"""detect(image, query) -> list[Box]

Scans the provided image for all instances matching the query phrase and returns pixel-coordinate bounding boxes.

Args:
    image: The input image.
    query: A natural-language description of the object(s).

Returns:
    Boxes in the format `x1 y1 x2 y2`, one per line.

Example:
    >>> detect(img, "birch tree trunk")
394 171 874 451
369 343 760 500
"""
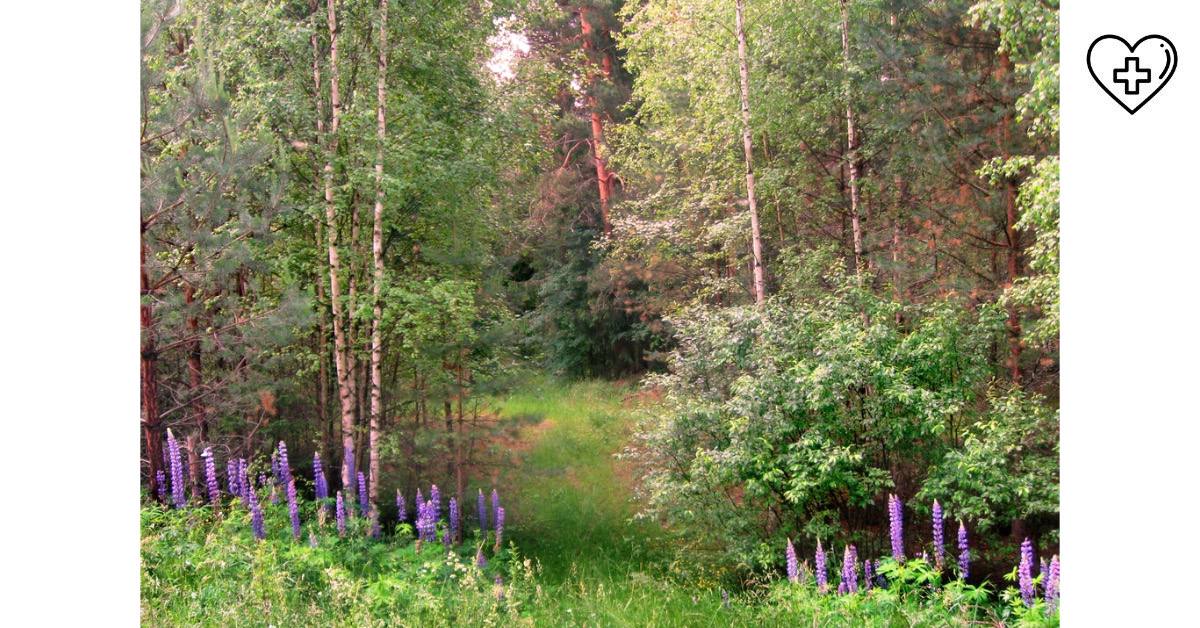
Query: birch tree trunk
323 0 356 498
839 0 865 277
368 0 388 508
734 0 766 305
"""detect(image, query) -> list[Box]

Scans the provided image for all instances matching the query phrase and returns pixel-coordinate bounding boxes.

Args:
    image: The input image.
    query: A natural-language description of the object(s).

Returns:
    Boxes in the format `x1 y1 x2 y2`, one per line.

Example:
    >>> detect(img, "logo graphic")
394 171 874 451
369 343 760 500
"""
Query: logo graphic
1088 35 1177 114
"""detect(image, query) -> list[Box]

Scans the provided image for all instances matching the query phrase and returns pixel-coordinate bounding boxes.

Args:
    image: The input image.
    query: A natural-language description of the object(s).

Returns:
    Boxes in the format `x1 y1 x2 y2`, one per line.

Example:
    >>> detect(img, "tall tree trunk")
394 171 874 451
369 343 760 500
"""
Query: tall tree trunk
310 1 334 467
579 7 613 236
368 0 388 508
734 0 766 306
999 53 1023 385
141 236 163 499
184 273 206 499
839 0 865 277
323 0 356 498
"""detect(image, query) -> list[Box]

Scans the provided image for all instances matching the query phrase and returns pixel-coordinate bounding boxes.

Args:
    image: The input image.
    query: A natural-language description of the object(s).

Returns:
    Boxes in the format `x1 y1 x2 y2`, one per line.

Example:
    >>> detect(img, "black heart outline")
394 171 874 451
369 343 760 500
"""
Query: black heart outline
1088 34 1177 114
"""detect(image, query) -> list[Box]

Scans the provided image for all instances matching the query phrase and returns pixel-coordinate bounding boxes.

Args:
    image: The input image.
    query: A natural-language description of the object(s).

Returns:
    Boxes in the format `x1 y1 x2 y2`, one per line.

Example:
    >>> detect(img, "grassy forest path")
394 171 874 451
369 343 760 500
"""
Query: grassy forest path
488 378 732 625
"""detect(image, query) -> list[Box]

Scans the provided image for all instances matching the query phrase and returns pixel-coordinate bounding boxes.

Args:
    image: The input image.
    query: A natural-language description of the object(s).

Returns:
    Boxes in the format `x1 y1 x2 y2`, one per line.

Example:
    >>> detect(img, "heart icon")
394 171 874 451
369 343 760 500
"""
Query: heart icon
1088 35 1177 114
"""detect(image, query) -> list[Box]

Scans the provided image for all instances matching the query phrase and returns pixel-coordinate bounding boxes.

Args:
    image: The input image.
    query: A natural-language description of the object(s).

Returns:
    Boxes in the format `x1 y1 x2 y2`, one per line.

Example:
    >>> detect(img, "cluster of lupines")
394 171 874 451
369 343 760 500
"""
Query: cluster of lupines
1045 555 1061 611
932 499 945 569
838 545 858 594
202 447 220 507
416 498 438 544
166 429 186 508
785 539 799 583
888 493 905 561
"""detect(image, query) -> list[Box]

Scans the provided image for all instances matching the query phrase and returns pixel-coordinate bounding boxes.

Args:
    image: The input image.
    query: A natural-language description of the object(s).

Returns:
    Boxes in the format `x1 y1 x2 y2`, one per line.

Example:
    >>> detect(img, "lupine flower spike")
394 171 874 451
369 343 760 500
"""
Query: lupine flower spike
336 491 347 537
494 506 505 552
785 538 799 583
815 539 828 593
476 546 488 569
202 447 220 507
888 493 905 561
1019 537 1036 607
932 499 944 569
862 558 875 591
838 545 858 594
286 478 301 540
277 441 291 486
491 489 501 526
396 490 406 523
226 460 238 495
155 470 167 503
449 497 460 544
313 452 328 502
358 472 369 517
1045 555 1060 613
430 484 441 518
478 488 488 532
957 520 970 579
248 484 265 540
166 429 186 508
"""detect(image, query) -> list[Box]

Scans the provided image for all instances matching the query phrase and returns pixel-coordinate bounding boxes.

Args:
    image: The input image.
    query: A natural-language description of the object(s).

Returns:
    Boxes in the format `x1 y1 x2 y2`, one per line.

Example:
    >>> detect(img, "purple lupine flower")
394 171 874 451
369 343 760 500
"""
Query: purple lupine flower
286 478 301 540
888 494 905 561
494 506 505 551
1045 554 1060 613
932 499 945 569
202 447 220 506
238 458 249 502
478 489 488 532
1019 537 1035 607
815 539 828 593
476 546 488 568
863 558 875 591
248 484 265 540
226 460 238 495
155 470 167 503
416 499 437 543
277 441 292 486
314 452 328 501
786 538 799 583
491 489 501 527
344 445 355 487
166 429 186 508
448 497 460 544
429 484 441 519
957 520 970 579
396 490 406 523
358 472 369 517
336 491 347 537
838 545 858 594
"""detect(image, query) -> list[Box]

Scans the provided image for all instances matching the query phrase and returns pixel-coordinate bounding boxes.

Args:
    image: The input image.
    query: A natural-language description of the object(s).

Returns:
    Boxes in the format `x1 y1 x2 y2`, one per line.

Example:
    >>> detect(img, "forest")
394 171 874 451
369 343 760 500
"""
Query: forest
140 0 1059 624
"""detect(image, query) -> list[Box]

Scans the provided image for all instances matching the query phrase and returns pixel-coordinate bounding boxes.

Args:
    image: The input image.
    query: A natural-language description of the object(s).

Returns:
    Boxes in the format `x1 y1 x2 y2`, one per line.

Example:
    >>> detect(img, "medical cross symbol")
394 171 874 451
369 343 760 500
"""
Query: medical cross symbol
1113 57 1152 95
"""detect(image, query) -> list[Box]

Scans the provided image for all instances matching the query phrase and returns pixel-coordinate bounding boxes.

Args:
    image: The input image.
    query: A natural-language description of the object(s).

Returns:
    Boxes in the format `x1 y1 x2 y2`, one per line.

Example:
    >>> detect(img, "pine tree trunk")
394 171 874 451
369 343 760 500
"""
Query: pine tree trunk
579 7 613 236
368 0 388 508
1000 53 1023 385
735 0 766 306
839 0 865 277
184 274 206 499
310 1 334 466
141 235 163 499
323 0 356 498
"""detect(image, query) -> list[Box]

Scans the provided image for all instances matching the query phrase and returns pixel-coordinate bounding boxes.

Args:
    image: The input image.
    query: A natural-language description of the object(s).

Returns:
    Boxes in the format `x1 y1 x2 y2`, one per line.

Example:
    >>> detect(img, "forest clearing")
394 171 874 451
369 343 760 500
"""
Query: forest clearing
140 0 1059 625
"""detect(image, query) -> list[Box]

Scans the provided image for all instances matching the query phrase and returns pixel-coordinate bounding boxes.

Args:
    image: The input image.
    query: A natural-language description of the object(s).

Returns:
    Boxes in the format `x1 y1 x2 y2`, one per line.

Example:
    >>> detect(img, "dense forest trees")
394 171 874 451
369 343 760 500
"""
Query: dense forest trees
141 0 1057 586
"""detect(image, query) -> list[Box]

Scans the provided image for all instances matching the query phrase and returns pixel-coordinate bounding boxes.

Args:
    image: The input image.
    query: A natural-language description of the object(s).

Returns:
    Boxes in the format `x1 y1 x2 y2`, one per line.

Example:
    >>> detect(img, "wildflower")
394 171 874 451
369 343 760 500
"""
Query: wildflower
815 539 828 593
1045 554 1060 613
226 460 238 495
1019 537 1036 607
888 493 905 561
202 447 220 507
248 484 265 540
277 441 292 486
932 499 944 569
166 429 186 508
336 491 347 537
238 459 249 502
155 470 167 503
357 472 369 518
478 488 488 533
396 489 406 523
839 545 858 594
786 538 799 583
416 499 436 543
313 452 328 501
494 506 505 552
287 478 301 540
448 497 460 544
863 558 875 591
957 520 970 579
476 546 488 569
430 484 441 519
491 489 501 525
